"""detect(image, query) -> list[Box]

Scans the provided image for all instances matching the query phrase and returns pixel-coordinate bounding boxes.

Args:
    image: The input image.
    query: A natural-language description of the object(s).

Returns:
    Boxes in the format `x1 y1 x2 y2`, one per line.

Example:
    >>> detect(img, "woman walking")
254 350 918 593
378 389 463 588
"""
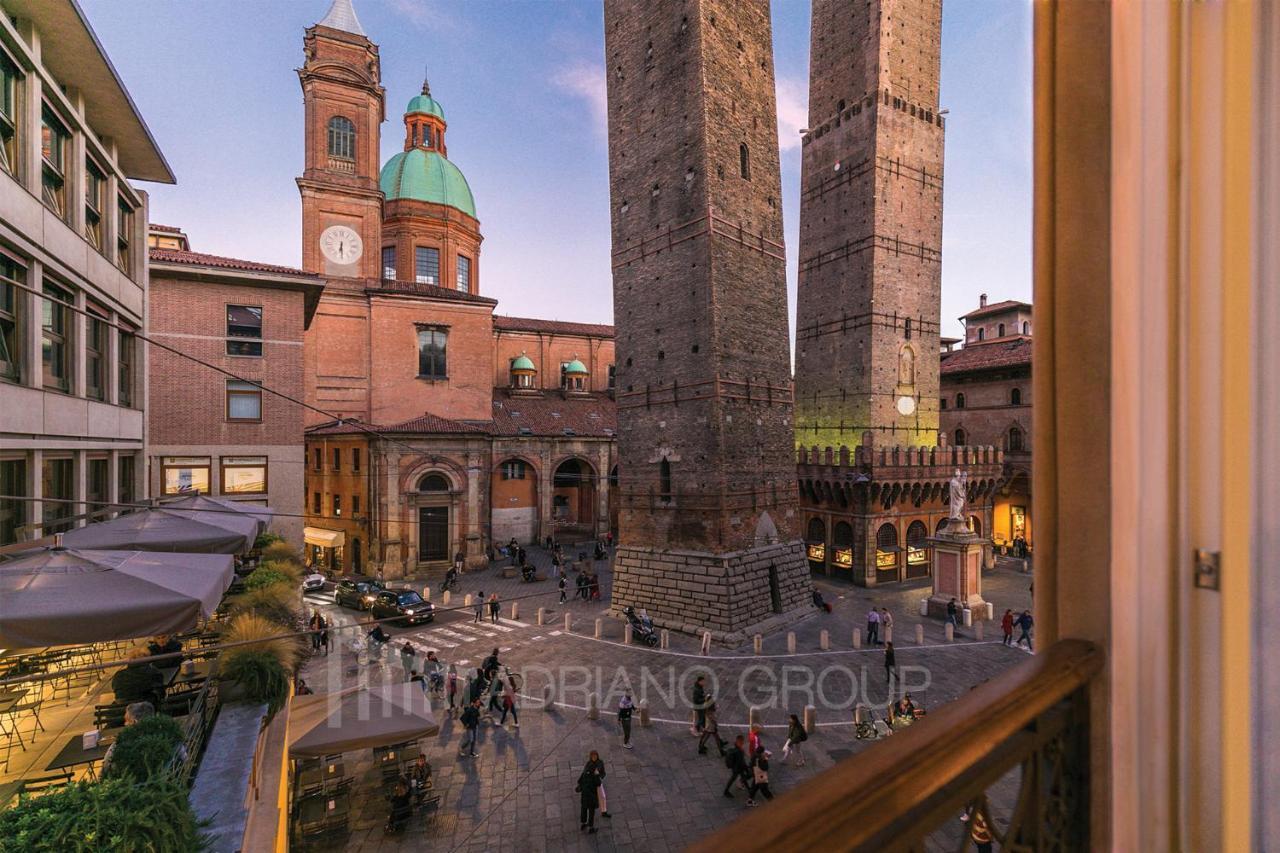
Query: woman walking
499 676 520 728
576 763 601 833
474 591 485 623
782 713 808 766
585 750 610 818
1001 609 1015 646
749 748 774 804
488 592 501 624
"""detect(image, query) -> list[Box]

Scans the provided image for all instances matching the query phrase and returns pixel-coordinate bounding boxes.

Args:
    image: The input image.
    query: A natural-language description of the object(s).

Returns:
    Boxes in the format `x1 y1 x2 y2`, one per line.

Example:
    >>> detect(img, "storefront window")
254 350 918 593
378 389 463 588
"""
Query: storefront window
163 456 210 495
222 456 267 494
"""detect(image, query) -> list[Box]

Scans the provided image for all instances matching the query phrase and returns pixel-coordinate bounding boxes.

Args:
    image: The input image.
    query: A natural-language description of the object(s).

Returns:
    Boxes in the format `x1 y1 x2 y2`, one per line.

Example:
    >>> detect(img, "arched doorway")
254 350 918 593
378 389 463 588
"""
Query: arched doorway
875 522 901 583
552 458 596 538
491 458 538 545
806 517 827 573
832 521 854 578
416 473 451 563
906 520 930 579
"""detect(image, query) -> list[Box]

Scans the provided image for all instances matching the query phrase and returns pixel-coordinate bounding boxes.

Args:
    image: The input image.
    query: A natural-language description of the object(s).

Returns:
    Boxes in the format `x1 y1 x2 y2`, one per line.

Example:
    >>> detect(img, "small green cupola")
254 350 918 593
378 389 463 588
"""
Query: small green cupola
510 352 537 390
561 355 590 394
379 73 477 218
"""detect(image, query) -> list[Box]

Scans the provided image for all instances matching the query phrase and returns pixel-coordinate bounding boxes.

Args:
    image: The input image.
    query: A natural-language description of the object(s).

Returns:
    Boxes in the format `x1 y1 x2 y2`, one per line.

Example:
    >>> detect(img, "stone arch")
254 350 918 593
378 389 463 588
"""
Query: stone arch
491 455 540 544
551 456 597 533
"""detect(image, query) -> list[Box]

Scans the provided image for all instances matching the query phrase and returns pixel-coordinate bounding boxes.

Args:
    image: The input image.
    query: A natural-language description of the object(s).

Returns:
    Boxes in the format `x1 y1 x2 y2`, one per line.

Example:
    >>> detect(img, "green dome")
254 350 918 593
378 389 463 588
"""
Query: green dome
379 148 476 218
511 354 536 372
405 93 445 119
563 359 588 375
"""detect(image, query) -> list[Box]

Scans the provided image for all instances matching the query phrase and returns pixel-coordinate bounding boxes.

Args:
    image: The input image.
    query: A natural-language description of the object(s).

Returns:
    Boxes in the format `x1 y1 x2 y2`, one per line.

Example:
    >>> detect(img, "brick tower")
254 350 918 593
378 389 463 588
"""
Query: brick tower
604 0 811 639
792 0 945 451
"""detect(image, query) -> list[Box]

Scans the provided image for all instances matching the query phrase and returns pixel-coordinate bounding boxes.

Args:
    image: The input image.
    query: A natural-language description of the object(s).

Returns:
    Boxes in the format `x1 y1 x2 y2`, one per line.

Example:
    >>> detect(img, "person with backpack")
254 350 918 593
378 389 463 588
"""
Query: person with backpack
782 713 808 766
1001 609 1015 646
748 748 774 804
459 699 481 757
723 735 754 804
1016 610 1035 649
617 690 635 749
698 700 726 756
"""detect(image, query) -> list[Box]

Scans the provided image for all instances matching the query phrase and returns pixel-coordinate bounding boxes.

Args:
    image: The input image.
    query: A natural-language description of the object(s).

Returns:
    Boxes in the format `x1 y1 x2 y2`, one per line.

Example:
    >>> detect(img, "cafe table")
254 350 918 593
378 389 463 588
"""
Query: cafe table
44 728 120 780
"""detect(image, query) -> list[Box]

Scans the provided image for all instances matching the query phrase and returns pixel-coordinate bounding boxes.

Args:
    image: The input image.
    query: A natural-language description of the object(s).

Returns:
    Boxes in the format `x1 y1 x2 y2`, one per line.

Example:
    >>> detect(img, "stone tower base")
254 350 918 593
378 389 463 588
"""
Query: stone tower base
610 540 814 645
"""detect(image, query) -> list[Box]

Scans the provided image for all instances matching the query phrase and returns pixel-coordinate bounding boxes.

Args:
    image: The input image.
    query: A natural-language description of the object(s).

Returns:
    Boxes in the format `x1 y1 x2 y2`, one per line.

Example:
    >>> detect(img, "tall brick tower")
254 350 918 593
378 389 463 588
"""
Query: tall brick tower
792 0 945 451
604 0 812 639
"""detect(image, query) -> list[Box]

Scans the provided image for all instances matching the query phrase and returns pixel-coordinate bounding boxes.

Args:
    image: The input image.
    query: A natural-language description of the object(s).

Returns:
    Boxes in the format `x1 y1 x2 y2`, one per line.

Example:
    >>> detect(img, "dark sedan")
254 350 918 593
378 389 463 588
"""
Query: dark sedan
371 588 434 626
334 577 385 610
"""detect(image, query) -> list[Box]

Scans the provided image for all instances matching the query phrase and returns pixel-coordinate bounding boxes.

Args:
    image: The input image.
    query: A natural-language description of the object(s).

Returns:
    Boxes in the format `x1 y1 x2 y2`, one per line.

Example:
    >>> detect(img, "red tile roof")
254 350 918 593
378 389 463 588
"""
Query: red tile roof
959 299 1031 321
149 223 183 234
381 412 490 435
149 247 314 278
941 337 1032 375
369 279 498 306
491 392 616 437
494 315 615 338
306 419 380 436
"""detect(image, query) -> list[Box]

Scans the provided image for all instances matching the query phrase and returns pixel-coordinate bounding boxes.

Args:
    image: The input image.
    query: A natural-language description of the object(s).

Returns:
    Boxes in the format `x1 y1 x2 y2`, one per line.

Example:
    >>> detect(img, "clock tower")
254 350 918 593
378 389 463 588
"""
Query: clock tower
297 0 384 279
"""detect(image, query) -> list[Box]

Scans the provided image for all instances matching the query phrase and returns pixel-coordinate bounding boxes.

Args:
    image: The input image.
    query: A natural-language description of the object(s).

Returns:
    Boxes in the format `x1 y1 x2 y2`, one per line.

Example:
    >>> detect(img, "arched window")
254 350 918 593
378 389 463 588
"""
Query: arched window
807 517 826 542
1011 387 1022 405
977 327 985 341
876 522 899 550
327 116 355 160
418 473 450 492
898 345 916 385
659 458 673 502
954 428 967 446
739 143 751 180
1022 321 1030 335
1008 426 1024 452
998 323 1005 337
955 393 966 409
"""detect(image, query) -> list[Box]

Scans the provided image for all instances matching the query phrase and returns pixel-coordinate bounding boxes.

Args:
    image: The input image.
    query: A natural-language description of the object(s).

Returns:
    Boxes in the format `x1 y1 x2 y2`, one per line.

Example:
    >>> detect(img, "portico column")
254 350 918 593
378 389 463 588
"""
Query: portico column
595 445 610 538
538 449 554 543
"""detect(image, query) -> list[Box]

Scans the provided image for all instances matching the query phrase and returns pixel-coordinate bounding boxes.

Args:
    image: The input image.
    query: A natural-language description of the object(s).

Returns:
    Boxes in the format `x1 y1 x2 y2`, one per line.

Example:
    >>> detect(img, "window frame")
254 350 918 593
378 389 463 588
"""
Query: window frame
117 321 136 407
40 104 69 220
225 379 263 422
0 255 24 384
382 245 396 280
332 447 340 472
352 493 360 516
40 281 72 393
414 246 440 286
117 454 135 508
226 304 263 357
86 456 109 519
116 195 134 275
456 254 471 293
161 456 211 496
313 491 321 515
41 455 73 534
0 50 21 177
313 447 322 471
84 157 105 251
221 455 268 495
332 493 342 517
84 302 108 401
501 460 526 480
739 142 751 180
416 326 448 379
326 115 356 161
352 448 361 472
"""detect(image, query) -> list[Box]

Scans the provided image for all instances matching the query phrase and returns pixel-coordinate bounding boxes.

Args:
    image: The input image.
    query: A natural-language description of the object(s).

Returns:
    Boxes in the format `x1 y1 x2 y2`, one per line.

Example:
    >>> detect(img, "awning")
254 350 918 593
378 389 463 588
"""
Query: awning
60 506 257 554
304 527 345 548
289 684 439 758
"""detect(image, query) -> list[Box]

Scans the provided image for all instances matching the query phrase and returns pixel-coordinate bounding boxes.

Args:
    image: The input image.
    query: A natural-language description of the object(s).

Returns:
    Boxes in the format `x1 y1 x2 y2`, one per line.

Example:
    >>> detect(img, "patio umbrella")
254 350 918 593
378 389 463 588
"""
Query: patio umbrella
0 547 235 648
57 505 257 554
288 684 440 758
159 495 274 539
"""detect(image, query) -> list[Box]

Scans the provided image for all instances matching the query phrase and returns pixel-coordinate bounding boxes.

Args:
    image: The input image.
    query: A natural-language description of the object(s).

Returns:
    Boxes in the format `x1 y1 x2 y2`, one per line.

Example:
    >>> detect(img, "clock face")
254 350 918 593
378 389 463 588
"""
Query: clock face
320 225 363 264
896 395 917 416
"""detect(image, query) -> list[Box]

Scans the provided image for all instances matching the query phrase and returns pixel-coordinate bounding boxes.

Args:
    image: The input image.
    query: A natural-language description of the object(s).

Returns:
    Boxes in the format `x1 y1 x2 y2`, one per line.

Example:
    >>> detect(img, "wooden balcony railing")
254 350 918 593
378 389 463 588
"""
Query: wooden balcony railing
689 639 1104 853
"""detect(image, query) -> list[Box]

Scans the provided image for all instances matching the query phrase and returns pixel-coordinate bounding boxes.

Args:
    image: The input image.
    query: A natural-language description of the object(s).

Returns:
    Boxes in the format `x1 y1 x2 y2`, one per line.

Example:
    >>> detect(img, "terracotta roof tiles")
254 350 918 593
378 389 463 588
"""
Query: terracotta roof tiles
959 299 1031 321
940 337 1032 375
149 247 314 278
491 392 616 437
493 315 615 337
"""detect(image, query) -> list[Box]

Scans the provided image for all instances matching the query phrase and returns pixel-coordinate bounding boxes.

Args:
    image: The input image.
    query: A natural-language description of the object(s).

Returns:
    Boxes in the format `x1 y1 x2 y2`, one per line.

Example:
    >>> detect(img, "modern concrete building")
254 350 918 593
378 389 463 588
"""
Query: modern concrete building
0 0 173 545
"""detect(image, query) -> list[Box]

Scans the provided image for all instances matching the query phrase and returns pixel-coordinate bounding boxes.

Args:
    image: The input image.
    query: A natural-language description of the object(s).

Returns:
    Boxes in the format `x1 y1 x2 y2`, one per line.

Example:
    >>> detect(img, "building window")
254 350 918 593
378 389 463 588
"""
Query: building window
85 304 108 401
118 323 136 407
41 282 72 393
955 392 965 409
659 458 673 502
977 327 985 341
456 255 471 293
226 305 263 356
226 380 263 421
0 53 20 175
382 246 396 280
608 364 616 389
1011 387 1022 405
332 448 341 471
739 142 750 180
998 323 1006 337
418 473 449 492
1022 321 1030 335
352 448 361 472
904 317 912 340
163 456 210 495
1008 426 1024 452
313 447 322 471
940 398 947 410
352 494 360 515
84 160 105 250
1 457 26 546
222 456 267 494
352 538 362 570
501 460 526 480
117 197 134 275
417 327 447 379
41 457 73 534
118 454 135 508
954 428 967 446
313 491 321 514
327 115 356 160
40 106 68 220
414 247 440 285
332 494 342 517
87 457 108 519
0 256 23 383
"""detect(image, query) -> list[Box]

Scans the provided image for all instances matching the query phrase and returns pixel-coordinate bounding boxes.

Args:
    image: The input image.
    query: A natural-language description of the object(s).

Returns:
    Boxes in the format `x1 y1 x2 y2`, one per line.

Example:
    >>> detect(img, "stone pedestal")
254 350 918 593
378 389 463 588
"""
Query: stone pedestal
463 532 487 571
927 519 989 619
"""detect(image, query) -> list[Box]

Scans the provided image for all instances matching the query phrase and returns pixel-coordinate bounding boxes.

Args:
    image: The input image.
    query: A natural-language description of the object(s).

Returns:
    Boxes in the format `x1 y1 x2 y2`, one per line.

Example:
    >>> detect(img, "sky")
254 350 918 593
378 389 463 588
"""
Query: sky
81 0 1031 342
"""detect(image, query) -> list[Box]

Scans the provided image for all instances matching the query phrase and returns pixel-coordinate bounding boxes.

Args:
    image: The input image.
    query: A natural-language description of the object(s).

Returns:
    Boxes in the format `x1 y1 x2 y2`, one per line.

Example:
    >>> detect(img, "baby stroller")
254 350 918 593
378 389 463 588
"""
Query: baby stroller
622 606 660 647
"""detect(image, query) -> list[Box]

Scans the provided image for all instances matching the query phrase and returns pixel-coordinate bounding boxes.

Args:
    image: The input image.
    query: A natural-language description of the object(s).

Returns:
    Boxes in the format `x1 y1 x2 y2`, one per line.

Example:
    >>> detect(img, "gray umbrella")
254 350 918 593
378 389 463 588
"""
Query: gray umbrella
159 495 274 539
58 506 258 554
0 547 234 648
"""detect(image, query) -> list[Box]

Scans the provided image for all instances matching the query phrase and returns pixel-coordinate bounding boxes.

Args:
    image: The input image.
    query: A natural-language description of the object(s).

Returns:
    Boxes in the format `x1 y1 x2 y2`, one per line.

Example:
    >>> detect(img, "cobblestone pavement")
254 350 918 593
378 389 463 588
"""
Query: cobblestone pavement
293 547 1036 851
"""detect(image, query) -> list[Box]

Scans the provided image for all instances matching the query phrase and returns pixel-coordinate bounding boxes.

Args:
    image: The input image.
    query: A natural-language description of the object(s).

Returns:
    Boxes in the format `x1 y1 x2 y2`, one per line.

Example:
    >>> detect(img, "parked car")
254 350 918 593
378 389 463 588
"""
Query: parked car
371 588 434 626
301 571 327 592
334 577 385 610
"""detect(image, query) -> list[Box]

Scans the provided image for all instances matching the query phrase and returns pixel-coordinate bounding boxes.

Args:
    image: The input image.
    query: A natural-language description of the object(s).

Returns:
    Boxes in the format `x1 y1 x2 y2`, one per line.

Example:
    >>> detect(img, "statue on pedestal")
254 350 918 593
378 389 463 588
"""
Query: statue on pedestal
948 468 969 522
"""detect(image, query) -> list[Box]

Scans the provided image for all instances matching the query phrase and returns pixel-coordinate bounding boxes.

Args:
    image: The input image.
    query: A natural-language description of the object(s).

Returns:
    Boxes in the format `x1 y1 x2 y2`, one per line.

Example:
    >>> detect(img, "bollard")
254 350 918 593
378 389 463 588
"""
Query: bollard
975 621 985 641
423 586 431 601
701 631 712 655
916 624 925 645
854 703 868 725
564 613 572 632
639 701 651 727
588 693 599 720
820 629 829 650
624 624 633 645
660 629 670 650
749 706 761 726
442 590 451 606
945 623 955 642
595 618 603 639
884 626 893 644
511 602 519 621
786 632 796 654
542 683 554 708
537 607 546 626
463 594 472 608
804 704 816 734
753 634 763 655
853 628 862 649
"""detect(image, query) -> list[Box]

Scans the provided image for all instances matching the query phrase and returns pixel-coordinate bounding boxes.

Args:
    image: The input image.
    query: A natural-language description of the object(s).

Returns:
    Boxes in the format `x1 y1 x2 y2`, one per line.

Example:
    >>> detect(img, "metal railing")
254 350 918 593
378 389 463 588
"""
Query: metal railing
689 639 1103 853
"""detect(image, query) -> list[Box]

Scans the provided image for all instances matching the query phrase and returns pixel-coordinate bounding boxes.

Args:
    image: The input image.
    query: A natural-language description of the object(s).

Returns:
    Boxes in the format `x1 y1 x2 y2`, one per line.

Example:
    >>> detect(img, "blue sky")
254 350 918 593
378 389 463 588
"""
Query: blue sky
82 0 1031 341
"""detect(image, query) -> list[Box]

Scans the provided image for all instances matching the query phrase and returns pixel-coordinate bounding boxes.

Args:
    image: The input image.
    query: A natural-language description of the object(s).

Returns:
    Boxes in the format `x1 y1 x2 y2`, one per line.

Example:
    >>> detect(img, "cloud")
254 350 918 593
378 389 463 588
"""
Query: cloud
553 61 608 134
385 0 462 33
775 75 808 152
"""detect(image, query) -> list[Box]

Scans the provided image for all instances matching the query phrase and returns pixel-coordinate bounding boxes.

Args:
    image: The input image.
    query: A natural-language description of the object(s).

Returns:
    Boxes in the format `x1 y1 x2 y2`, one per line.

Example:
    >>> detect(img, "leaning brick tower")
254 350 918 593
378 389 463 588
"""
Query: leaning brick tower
604 0 812 639
793 0 946 451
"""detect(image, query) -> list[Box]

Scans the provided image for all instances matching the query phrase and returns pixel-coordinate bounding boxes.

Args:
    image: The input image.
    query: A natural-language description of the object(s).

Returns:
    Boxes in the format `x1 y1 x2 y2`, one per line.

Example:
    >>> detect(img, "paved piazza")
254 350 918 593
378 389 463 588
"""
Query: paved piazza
297 548 1034 851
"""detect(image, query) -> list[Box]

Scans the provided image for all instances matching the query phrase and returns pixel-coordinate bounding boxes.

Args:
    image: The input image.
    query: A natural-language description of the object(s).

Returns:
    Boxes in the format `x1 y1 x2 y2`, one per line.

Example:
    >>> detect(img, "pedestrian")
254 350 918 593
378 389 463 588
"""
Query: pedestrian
576 572 589 600
1016 609 1034 650
446 663 460 713
692 675 707 734
880 607 893 641
399 640 416 680
559 574 568 603
409 669 426 693
453 550 465 574
589 572 601 601
488 669 505 715
867 606 881 646
748 748 773 804
748 723 763 757
552 552 562 579
499 677 520 728
885 641 899 685
474 591 485 623
618 690 634 749
722 735 754 804
576 763 601 834
605 531 613 548
518 546 527 565
947 597 960 631
585 750 610 818
782 713 807 766
489 592 501 624
698 700 726 756
969 806 994 853
1001 609 1015 646
308 609 325 651
509 539 519 566
459 699 480 757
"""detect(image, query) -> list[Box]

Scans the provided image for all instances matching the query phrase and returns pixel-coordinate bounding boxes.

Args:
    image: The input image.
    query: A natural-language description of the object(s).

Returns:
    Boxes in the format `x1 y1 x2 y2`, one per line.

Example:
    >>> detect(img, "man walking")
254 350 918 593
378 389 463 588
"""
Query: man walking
885 642 899 686
459 700 480 757
867 606 881 646
698 700 726 756
399 640 416 681
692 675 708 734
559 574 568 604
1016 610 1034 650
723 735 754 804
308 610 325 652
618 690 634 749
474 591 485 623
